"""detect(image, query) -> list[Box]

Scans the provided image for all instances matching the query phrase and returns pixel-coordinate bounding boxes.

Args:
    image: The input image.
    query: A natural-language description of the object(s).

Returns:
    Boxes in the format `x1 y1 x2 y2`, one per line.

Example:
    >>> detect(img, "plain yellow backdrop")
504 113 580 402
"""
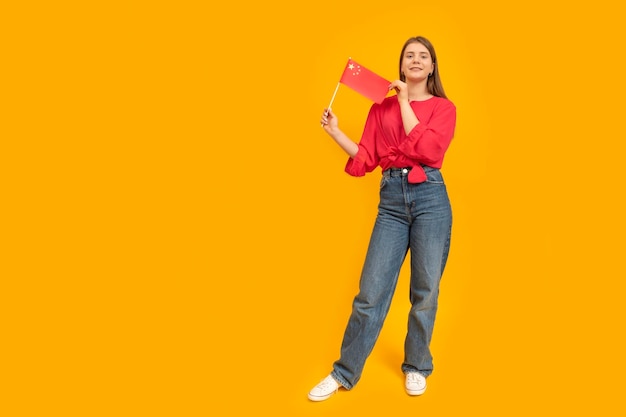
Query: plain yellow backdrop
2 0 625 415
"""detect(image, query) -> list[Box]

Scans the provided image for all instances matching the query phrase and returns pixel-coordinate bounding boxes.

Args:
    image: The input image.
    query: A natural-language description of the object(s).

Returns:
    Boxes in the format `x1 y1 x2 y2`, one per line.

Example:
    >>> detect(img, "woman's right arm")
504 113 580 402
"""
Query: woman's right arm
320 109 359 157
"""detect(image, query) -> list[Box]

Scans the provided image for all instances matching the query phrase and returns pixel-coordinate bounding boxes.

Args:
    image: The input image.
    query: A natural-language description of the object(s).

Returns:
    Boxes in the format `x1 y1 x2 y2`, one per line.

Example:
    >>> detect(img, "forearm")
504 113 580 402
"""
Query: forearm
327 129 359 157
397 101 456 161
399 100 419 135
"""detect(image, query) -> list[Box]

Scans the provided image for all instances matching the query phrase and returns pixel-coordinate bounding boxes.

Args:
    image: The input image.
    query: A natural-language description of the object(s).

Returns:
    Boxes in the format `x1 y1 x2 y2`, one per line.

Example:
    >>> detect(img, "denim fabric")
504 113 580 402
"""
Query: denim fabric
330 166 452 390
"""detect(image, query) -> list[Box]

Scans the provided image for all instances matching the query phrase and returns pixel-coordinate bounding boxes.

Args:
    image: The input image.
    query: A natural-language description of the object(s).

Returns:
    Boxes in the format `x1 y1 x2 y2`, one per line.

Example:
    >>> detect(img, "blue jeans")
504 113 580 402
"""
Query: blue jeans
331 166 452 390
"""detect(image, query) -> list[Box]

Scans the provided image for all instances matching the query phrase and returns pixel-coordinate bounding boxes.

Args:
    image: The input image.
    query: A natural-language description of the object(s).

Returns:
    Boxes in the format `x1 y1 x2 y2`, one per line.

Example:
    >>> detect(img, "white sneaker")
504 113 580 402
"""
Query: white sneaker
405 372 427 396
308 375 340 401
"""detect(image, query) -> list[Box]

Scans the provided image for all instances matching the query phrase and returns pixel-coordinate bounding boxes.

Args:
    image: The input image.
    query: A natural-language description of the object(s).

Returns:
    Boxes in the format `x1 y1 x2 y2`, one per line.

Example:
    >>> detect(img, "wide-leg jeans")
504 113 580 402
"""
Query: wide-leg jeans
331 166 452 390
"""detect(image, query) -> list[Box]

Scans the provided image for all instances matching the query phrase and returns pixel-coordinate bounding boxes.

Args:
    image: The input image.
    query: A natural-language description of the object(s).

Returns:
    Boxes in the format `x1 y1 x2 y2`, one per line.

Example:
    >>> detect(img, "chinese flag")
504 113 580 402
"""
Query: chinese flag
339 58 390 104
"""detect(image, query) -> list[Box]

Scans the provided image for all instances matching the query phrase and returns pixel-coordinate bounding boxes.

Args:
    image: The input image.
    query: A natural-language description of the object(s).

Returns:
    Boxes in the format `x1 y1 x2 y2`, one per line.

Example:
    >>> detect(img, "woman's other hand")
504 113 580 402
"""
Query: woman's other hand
321 108 339 133
389 80 408 102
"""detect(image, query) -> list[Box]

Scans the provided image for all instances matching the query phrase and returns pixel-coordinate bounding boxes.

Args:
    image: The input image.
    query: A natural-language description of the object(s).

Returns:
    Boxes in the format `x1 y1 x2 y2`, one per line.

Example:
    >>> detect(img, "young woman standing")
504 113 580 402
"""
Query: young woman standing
309 36 456 401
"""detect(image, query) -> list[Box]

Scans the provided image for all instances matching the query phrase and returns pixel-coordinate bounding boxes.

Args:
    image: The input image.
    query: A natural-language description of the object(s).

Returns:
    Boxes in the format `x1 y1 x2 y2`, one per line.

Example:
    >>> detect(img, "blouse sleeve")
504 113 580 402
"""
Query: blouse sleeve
345 104 381 177
397 99 456 164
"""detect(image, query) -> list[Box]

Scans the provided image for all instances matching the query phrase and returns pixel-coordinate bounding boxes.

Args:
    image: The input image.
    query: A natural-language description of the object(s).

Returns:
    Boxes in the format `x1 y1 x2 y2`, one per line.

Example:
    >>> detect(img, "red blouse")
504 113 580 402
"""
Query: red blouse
345 95 456 183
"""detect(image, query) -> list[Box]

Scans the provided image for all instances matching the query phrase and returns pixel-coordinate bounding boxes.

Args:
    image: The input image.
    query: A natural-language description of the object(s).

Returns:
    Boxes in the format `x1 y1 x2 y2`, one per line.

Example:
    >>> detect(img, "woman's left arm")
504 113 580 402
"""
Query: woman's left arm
398 99 419 135
390 80 420 135
397 100 456 164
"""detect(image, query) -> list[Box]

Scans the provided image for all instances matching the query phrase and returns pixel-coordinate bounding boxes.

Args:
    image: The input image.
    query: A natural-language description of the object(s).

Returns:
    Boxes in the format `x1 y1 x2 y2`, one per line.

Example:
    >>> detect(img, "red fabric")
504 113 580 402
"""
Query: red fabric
345 96 456 183
339 58 390 104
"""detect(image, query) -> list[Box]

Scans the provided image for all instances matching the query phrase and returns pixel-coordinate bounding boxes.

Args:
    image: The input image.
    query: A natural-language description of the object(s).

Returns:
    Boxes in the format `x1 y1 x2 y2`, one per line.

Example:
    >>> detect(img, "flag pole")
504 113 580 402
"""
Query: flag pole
321 58 350 127
327 57 350 112
326 82 341 111
321 82 340 128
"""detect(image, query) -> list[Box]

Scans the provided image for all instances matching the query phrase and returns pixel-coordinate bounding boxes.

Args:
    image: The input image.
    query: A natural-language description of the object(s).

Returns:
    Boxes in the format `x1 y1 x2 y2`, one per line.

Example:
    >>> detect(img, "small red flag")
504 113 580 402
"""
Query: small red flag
339 58 390 104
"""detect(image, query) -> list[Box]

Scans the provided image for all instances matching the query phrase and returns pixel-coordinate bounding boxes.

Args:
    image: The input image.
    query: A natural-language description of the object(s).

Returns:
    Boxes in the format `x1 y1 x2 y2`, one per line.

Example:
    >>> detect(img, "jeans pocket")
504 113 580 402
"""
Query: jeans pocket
380 175 389 190
424 168 444 184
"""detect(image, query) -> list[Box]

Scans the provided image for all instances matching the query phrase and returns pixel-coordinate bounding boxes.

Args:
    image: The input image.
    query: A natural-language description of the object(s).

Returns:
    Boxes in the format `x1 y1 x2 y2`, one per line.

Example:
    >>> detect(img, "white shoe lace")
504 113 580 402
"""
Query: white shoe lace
406 372 425 388
315 376 338 392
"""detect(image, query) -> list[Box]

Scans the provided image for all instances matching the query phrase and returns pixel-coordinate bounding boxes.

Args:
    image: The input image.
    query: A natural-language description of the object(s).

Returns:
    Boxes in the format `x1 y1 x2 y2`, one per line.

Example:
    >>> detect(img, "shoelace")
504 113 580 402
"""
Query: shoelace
317 377 338 391
407 373 425 386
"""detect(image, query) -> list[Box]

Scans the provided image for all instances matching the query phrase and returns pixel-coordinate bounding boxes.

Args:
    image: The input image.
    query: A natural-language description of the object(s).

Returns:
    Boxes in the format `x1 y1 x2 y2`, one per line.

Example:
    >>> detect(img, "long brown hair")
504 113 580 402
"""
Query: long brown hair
399 36 447 99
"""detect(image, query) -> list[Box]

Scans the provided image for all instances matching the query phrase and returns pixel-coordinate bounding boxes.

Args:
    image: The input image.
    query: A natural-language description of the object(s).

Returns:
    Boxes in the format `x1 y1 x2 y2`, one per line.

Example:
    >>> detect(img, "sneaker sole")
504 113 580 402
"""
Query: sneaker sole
308 392 335 402
406 387 426 396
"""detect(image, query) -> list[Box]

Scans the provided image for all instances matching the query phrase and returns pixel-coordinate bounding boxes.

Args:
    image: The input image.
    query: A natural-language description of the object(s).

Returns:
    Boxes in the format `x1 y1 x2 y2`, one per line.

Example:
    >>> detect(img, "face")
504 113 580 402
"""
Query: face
402 42 434 81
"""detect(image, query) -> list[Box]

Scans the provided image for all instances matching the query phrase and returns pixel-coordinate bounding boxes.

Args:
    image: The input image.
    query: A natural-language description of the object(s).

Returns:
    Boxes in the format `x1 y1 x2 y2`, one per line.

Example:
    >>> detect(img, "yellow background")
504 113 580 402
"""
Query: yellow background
2 0 625 415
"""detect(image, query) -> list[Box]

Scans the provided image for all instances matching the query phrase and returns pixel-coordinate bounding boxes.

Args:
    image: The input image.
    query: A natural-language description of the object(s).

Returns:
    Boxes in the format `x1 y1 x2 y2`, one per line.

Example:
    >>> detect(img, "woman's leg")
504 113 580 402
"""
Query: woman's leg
332 175 410 389
401 168 452 377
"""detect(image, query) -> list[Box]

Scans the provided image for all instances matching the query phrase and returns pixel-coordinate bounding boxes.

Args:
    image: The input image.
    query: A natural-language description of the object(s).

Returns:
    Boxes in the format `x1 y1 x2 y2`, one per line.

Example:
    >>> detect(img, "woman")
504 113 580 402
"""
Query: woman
309 36 456 401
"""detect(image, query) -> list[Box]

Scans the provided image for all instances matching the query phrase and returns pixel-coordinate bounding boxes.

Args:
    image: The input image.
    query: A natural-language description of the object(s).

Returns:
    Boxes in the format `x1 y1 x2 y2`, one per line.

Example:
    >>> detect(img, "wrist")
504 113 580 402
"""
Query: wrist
327 128 341 139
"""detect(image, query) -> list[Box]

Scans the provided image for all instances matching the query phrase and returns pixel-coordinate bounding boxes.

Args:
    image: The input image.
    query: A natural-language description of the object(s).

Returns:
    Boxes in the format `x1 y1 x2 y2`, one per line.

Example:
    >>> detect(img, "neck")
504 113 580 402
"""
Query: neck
406 80 431 101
